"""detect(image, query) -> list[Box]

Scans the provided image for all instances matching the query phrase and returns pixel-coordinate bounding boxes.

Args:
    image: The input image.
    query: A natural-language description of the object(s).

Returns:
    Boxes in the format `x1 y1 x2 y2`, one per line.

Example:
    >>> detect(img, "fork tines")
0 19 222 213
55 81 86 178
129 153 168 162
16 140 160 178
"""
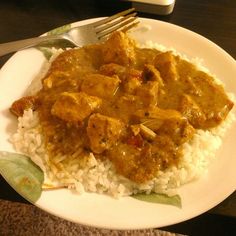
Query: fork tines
94 8 139 39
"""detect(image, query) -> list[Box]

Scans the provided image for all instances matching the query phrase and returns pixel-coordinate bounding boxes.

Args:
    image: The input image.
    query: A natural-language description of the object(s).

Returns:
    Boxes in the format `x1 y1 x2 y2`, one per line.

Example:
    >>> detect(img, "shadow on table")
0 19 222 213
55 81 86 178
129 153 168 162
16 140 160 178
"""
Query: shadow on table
162 213 236 236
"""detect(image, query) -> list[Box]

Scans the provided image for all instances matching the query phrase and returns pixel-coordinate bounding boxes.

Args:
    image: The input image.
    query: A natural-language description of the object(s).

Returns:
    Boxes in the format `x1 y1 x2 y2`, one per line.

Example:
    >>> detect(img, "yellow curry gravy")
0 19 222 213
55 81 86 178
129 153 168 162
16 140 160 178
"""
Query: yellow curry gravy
11 32 234 183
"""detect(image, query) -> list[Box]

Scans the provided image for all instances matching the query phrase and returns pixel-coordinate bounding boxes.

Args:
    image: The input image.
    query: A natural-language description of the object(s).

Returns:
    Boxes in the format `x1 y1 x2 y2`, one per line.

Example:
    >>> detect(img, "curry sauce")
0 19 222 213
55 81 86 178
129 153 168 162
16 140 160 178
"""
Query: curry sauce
10 32 234 183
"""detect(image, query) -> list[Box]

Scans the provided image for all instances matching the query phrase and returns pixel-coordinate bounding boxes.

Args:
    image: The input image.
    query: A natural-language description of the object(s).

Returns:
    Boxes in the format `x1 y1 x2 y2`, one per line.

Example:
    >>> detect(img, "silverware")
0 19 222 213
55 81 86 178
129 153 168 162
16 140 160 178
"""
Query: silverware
0 8 138 57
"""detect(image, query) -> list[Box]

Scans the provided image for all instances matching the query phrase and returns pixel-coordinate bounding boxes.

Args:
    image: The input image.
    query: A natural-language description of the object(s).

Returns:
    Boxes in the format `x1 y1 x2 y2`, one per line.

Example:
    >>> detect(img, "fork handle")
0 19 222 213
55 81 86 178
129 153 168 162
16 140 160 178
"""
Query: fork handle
0 35 63 57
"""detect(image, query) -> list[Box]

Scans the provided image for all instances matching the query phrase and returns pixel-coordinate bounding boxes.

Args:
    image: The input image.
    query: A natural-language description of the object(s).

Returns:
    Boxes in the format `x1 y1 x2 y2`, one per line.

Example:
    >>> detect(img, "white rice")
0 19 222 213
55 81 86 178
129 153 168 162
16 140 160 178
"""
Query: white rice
10 44 236 198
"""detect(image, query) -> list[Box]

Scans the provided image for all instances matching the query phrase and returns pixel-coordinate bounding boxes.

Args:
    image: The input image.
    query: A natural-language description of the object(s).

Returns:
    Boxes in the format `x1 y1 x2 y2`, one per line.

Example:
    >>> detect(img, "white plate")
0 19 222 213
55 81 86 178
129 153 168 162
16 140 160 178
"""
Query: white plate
0 17 236 230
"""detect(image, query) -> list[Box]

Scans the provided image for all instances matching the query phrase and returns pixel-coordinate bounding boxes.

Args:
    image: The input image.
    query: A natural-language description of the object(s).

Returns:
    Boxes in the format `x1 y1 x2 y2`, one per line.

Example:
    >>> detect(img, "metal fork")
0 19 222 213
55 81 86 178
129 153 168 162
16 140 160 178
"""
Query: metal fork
0 8 138 57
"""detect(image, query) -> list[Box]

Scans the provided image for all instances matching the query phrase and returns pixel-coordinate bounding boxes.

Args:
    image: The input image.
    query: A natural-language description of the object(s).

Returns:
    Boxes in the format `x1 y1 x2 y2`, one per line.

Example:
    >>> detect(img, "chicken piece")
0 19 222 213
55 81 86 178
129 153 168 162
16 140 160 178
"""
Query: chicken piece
116 95 145 122
190 71 234 128
87 113 124 154
43 71 74 89
99 63 126 78
135 106 181 118
10 96 39 117
51 92 102 122
81 73 120 99
110 67 142 94
179 94 206 128
135 81 159 106
126 69 143 80
102 31 136 66
100 64 142 91
135 107 182 130
107 141 158 183
43 74 78 90
107 142 147 183
135 107 195 145
149 135 181 170
142 64 164 86
154 51 178 81
181 76 202 96
123 77 142 94
158 116 195 145
107 136 180 183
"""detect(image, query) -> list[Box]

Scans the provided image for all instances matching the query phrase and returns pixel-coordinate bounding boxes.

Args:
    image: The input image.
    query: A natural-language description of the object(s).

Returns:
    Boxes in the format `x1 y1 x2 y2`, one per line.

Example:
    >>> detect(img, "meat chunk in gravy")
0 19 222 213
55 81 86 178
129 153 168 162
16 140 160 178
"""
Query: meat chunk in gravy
135 81 159 106
81 74 120 99
10 31 234 184
102 31 136 65
51 92 102 122
142 63 162 80
135 107 195 145
87 113 124 154
184 70 234 128
154 52 234 129
179 94 207 128
154 51 178 81
10 96 39 117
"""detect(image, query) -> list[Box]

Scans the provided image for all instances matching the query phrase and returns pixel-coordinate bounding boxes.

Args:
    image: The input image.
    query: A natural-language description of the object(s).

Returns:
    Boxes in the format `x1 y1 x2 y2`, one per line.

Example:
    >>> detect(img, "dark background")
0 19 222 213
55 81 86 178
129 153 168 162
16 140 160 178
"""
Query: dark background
1 0 235 58
0 0 236 235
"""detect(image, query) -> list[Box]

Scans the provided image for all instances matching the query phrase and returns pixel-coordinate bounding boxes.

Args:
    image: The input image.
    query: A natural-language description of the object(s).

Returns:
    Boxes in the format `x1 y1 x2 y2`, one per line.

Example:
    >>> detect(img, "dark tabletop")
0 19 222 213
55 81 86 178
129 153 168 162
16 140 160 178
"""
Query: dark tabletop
0 0 236 235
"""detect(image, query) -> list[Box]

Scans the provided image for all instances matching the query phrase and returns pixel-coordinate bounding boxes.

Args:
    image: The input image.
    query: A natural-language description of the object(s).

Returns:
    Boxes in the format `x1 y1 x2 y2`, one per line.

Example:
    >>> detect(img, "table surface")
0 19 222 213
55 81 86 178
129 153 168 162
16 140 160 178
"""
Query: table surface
0 0 236 235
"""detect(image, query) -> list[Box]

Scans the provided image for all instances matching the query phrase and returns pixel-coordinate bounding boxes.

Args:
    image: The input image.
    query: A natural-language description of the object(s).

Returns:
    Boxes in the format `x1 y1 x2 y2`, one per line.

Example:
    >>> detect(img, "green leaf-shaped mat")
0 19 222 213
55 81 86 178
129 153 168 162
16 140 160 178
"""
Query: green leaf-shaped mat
37 23 72 59
132 192 182 208
47 24 71 36
0 151 44 203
